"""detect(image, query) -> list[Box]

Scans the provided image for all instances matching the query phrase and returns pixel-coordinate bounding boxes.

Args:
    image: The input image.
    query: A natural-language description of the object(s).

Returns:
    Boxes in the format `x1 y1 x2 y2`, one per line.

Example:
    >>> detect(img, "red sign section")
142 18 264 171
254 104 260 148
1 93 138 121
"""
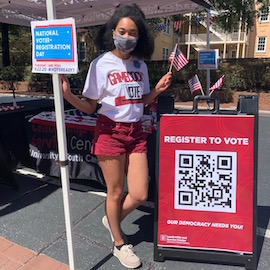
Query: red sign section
157 114 254 253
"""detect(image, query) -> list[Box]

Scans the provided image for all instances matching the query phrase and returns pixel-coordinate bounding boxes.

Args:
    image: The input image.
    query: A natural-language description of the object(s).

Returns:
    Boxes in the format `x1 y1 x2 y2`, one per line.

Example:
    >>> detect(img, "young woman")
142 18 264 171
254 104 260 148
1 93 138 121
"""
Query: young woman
60 4 172 269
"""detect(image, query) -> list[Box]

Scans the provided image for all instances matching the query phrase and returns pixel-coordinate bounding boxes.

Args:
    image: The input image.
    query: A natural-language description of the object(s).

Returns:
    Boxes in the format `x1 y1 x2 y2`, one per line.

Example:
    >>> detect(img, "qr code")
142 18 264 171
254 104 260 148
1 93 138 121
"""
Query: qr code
174 150 237 213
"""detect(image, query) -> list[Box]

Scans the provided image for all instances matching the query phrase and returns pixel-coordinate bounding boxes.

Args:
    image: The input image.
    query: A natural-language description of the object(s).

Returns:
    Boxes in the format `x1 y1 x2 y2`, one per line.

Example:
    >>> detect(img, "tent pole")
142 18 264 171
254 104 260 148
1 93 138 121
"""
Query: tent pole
46 1 76 269
206 10 210 95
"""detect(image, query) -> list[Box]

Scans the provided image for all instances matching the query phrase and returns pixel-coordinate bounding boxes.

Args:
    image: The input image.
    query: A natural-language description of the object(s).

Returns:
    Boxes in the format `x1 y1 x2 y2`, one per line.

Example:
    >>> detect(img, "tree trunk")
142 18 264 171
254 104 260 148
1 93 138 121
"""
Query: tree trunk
1 23 10 67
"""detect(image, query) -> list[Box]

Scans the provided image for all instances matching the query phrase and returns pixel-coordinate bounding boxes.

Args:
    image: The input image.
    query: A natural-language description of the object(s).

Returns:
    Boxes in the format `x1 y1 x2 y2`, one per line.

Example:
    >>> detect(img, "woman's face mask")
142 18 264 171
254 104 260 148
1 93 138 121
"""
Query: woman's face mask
113 32 139 54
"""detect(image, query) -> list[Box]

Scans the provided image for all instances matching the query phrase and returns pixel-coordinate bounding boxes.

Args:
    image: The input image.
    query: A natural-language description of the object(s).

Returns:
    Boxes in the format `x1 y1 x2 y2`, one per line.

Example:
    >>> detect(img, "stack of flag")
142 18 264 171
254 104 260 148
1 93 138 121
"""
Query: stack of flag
168 47 189 71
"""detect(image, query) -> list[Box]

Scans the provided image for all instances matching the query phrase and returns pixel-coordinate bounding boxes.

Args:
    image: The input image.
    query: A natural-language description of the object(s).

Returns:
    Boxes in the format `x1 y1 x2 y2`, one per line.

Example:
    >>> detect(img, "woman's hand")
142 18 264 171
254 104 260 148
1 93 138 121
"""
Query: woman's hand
155 72 172 93
60 74 72 99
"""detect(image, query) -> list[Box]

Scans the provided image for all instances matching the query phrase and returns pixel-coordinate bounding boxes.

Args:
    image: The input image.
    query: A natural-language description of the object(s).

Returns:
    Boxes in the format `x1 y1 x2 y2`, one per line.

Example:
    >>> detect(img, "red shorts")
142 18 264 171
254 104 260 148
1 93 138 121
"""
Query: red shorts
92 114 148 156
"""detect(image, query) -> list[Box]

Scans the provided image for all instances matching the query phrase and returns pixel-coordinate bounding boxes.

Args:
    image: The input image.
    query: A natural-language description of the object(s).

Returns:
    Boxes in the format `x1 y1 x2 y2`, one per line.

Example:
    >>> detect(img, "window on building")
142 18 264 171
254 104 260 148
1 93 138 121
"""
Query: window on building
78 42 86 61
164 17 171 35
256 37 267 52
231 51 236 58
163 47 170 60
259 7 269 23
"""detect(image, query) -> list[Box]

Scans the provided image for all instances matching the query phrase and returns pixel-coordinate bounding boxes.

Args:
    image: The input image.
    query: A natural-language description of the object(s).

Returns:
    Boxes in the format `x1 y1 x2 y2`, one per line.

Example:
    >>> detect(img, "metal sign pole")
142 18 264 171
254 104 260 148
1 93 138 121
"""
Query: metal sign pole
46 1 76 269
206 10 210 95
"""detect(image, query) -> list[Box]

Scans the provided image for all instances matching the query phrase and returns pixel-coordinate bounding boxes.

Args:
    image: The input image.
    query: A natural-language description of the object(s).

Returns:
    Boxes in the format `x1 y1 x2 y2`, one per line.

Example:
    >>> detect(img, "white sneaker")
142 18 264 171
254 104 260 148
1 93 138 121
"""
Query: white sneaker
102 215 128 243
113 244 141 269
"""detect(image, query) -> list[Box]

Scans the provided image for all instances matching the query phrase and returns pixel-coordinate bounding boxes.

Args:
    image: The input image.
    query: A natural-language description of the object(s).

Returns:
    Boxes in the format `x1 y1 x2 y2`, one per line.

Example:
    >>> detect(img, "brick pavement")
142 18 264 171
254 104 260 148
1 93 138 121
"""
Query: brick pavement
0 237 69 270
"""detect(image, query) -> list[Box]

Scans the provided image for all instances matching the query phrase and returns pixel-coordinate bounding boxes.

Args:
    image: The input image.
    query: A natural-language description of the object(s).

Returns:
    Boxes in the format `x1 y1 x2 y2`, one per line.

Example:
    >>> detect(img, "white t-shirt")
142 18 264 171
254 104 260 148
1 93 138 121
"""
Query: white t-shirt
82 51 150 122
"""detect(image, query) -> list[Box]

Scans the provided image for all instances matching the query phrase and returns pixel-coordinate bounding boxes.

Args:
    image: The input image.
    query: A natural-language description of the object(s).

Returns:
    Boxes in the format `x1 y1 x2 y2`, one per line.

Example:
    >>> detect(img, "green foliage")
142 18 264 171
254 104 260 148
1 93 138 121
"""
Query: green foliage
261 66 270 89
146 61 169 88
0 65 26 90
1 60 270 99
0 66 25 81
219 61 246 90
146 18 163 38
66 66 89 93
8 25 32 66
145 58 270 102
23 66 51 82
210 0 256 32
257 0 270 11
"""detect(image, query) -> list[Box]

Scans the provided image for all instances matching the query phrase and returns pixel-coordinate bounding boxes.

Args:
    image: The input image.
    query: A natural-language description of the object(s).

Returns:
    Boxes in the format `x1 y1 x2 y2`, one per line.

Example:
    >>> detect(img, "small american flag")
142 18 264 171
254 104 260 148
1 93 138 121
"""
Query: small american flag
210 75 225 91
209 13 214 25
173 20 184 31
168 48 188 71
188 75 202 93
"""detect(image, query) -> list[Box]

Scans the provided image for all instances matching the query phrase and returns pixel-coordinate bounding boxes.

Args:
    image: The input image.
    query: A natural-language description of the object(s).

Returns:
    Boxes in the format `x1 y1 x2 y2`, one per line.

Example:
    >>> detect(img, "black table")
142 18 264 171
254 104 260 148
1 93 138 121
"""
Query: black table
0 98 56 189
0 96 165 192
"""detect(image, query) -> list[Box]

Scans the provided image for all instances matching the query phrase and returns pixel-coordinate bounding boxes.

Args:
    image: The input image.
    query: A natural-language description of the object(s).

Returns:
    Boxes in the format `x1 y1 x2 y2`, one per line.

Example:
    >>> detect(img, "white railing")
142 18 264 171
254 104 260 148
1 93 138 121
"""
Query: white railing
179 32 246 44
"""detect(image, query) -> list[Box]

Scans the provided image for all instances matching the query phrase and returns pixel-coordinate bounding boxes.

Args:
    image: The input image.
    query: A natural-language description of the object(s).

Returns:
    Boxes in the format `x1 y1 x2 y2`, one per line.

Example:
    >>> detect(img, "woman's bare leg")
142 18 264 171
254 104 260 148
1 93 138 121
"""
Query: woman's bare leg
98 155 126 246
120 152 149 220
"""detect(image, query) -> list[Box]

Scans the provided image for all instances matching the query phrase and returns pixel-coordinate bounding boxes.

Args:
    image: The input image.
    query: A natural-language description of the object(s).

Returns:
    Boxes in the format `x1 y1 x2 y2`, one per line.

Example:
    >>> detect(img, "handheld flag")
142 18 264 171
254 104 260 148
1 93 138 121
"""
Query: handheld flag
188 75 204 95
209 75 225 95
168 45 188 72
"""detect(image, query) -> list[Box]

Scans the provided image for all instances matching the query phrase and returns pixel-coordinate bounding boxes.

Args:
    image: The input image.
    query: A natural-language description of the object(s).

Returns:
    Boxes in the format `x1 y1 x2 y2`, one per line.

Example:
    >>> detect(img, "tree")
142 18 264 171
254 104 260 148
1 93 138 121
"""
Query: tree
146 18 163 38
167 1 270 36
256 0 270 17
8 25 31 66
257 0 270 10
1 23 10 67
210 0 269 32
0 24 31 68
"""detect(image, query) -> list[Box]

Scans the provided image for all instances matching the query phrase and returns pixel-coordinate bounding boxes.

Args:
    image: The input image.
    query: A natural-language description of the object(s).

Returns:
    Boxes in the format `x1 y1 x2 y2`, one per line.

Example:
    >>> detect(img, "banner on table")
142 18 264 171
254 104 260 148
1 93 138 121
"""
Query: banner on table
27 109 155 183
27 109 105 184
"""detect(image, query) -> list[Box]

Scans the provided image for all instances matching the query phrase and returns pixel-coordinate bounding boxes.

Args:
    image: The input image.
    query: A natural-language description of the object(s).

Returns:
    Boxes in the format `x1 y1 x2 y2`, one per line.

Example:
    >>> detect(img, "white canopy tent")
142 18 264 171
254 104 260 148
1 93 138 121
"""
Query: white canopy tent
0 1 211 269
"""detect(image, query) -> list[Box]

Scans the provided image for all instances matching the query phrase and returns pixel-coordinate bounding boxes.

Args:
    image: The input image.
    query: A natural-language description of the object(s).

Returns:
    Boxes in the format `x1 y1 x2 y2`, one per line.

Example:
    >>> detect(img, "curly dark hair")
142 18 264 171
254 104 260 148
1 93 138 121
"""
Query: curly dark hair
96 4 154 59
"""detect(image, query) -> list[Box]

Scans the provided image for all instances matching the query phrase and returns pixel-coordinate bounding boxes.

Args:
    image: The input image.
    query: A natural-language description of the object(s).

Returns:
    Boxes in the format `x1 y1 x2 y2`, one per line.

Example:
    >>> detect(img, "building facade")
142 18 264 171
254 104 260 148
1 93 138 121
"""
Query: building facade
248 2 270 58
151 18 175 61
152 1 270 60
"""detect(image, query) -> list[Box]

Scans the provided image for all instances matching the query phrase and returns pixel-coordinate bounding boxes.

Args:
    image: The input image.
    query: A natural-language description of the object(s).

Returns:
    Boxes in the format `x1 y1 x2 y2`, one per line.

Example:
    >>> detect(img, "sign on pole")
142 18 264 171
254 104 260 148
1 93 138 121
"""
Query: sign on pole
31 18 78 74
198 49 219 70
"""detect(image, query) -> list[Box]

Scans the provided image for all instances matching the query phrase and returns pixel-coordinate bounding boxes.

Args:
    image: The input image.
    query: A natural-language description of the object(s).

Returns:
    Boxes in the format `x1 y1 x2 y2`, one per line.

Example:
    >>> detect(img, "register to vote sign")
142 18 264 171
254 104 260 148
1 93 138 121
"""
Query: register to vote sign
31 18 78 74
